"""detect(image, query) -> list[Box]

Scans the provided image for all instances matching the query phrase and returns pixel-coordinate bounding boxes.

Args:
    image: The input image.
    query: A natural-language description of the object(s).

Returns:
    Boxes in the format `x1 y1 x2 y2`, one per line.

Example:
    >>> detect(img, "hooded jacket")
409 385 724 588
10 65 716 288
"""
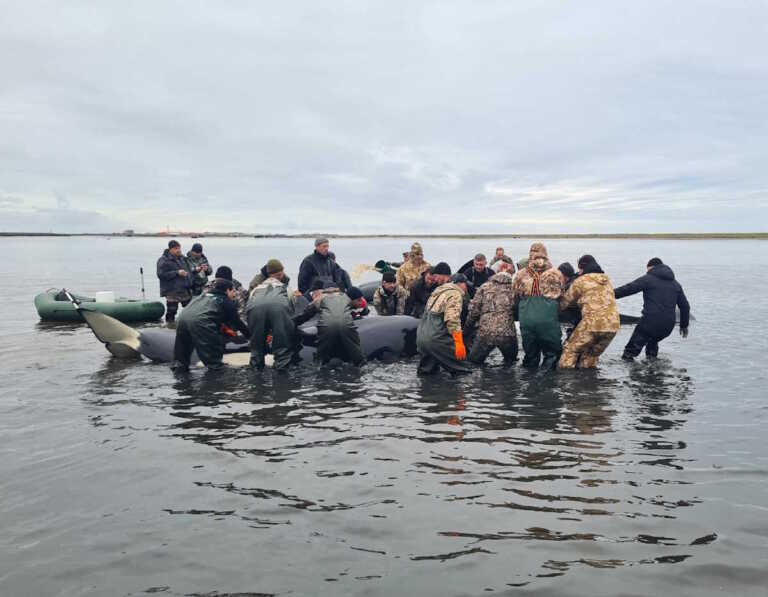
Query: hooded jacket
157 249 193 297
424 283 465 334
512 243 563 301
465 271 516 339
560 273 620 332
614 264 690 329
396 248 432 290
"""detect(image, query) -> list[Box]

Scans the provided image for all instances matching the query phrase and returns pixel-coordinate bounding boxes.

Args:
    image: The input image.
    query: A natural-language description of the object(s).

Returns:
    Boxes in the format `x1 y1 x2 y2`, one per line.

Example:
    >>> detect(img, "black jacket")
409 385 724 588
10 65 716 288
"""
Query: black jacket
406 271 435 318
157 249 193 297
461 265 495 297
614 265 690 329
298 251 344 294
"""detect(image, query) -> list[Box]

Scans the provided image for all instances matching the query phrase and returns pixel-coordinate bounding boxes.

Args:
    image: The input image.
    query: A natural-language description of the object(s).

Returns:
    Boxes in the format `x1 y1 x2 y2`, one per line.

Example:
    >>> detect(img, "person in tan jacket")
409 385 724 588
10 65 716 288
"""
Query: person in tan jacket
558 255 620 368
397 242 432 290
512 243 564 369
416 263 471 375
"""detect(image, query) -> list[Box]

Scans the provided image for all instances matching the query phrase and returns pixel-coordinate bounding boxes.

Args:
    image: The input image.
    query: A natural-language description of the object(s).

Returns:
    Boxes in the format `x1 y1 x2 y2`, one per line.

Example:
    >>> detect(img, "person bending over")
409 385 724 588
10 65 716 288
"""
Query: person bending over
614 257 690 360
558 255 620 369
246 259 301 371
172 275 249 372
416 263 472 375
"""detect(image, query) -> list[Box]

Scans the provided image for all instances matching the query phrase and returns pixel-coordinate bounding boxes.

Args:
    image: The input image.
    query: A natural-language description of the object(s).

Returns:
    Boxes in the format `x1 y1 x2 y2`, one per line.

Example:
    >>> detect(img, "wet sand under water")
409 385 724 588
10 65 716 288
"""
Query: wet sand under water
1 236 767 596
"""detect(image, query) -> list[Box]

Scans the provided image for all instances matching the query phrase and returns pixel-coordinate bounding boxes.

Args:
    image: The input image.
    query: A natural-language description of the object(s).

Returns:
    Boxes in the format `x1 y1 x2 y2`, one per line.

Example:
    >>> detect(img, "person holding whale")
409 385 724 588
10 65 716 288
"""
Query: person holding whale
613 257 690 360
293 283 366 366
246 259 302 371
416 263 472 375
171 266 249 372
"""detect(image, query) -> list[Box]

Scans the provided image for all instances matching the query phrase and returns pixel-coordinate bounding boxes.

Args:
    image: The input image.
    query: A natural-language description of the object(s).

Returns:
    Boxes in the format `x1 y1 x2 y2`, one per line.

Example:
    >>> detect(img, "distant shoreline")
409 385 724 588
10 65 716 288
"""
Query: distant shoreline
1 232 767 240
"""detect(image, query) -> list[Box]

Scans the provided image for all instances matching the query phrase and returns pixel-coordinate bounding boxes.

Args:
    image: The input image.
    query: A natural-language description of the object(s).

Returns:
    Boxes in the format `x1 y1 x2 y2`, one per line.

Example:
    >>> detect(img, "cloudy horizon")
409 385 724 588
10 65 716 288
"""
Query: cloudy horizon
1 1 767 234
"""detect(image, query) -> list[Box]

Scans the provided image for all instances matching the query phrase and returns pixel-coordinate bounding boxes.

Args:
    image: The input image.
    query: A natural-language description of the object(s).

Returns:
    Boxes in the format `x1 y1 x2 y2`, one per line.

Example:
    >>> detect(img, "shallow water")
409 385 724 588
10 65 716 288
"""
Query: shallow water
1 237 767 597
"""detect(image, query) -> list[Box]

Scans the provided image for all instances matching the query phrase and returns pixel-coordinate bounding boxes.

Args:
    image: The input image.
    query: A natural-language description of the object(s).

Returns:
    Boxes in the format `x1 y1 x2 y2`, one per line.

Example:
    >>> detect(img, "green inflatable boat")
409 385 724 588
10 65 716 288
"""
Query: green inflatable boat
34 289 165 323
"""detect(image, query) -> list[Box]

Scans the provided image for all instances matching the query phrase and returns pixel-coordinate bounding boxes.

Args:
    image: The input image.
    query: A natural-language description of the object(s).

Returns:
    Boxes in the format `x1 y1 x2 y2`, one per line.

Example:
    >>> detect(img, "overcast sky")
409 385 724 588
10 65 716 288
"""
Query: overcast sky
1 1 766 233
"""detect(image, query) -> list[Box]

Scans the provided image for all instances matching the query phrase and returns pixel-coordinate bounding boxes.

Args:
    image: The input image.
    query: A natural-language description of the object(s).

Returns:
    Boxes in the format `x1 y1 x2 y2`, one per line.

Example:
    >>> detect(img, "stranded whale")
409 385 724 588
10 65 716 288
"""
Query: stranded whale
76 303 418 367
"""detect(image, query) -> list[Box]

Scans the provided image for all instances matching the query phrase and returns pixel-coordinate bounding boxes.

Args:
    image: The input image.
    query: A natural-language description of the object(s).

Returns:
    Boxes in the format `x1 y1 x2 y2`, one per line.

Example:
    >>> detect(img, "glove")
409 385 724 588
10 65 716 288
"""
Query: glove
220 324 237 338
452 331 467 361
680 327 689 339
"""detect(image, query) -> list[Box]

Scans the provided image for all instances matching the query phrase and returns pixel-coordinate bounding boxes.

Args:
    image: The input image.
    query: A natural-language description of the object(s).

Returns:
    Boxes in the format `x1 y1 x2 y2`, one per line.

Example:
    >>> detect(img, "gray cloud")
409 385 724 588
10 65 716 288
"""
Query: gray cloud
1 1 766 232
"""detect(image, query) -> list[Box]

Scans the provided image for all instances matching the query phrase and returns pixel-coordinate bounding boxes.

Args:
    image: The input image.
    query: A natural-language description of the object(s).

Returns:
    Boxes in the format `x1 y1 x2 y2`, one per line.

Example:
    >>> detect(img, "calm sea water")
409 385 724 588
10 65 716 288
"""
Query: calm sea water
1 236 767 597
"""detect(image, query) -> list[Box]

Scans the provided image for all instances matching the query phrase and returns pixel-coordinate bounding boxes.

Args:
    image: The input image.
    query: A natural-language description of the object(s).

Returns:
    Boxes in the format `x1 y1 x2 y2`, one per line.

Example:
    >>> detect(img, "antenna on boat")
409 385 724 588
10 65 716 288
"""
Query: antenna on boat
139 267 146 300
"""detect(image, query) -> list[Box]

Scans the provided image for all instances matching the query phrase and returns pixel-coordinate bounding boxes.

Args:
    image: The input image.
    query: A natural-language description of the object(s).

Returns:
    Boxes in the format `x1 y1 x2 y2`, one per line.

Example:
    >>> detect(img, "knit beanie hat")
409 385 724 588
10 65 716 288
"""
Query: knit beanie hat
214 279 234 291
382 271 396 283
265 259 284 274
191 243 203 253
315 237 329 246
346 286 363 300
214 265 233 281
432 262 452 276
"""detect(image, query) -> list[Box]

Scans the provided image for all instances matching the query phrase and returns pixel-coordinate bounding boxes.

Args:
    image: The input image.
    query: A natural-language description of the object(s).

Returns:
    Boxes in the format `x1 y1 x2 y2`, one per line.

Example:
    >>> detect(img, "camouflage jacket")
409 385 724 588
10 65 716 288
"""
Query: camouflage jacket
512 263 563 301
466 272 516 338
204 277 248 318
425 283 465 333
397 257 432 290
185 252 210 290
373 285 409 316
560 273 620 332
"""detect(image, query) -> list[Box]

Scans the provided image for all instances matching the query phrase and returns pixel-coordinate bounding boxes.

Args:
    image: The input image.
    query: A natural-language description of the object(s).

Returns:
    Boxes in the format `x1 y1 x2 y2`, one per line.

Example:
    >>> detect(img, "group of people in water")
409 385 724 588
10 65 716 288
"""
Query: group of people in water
156 237 691 374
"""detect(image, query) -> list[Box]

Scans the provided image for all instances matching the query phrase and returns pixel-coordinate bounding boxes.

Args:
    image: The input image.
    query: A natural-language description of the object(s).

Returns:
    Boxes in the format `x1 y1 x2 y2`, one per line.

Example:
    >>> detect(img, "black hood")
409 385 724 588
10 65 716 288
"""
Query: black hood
649 264 675 281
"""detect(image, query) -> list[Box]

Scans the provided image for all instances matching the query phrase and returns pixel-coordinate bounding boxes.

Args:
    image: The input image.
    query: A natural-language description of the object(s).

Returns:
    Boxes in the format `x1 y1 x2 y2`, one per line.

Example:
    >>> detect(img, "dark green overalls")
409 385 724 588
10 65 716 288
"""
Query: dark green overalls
246 282 301 370
316 293 365 365
416 311 472 375
518 296 562 369
173 293 230 370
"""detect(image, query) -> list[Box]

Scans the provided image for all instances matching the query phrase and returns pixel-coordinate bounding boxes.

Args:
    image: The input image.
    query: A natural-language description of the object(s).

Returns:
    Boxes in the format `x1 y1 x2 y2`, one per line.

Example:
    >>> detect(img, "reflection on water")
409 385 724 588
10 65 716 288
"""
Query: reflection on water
6 237 768 596
72 353 717 591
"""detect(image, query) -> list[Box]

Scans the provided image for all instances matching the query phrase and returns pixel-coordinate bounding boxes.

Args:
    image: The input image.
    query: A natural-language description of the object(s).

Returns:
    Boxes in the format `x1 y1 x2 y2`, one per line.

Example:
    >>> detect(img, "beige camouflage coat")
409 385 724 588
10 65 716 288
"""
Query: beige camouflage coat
512 244 563 300
397 245 431 290
559 273 620 332
466 272 516 338
425 283 464 333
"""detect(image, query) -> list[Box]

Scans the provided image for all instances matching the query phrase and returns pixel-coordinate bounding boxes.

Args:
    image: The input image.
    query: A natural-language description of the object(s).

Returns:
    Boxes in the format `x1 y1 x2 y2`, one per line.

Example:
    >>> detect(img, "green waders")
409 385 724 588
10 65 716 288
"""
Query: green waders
246 283 300 370
518 296 562 370
416 311 472 375
172 294 227 370
317 294 365 366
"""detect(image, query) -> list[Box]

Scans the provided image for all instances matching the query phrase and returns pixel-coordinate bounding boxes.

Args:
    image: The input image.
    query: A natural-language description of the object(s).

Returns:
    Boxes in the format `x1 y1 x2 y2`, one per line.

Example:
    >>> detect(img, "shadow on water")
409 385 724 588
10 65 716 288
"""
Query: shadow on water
79 351 715 589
